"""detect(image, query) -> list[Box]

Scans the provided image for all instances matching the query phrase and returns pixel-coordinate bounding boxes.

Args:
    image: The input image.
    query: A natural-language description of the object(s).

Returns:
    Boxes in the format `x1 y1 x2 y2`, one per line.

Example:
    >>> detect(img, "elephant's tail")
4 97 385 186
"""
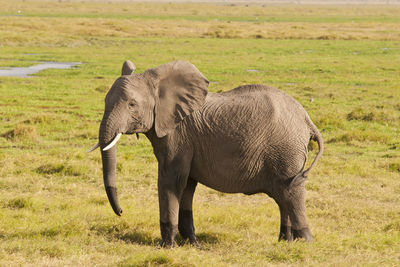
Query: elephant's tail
289 126 324 188
303 128 324 178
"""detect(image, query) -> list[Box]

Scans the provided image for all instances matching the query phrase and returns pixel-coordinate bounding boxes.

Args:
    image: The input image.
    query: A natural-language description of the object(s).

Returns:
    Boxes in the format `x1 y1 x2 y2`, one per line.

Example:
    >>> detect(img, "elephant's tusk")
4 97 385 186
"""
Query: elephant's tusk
87 143 100 153
103 133 122 151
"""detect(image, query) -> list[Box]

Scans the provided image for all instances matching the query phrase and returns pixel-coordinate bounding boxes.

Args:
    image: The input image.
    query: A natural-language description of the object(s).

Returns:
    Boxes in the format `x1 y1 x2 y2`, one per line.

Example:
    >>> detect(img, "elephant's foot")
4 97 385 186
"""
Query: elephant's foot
292 227 313 242
160 221 178 248
278 225 293 241
178 210 199 247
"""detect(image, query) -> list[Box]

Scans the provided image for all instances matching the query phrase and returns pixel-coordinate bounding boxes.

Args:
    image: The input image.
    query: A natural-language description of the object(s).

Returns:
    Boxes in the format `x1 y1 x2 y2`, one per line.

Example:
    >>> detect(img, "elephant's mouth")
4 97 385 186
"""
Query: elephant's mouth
126 124 147 136
125 131 141 140
126 121 147 135
125 129 137 135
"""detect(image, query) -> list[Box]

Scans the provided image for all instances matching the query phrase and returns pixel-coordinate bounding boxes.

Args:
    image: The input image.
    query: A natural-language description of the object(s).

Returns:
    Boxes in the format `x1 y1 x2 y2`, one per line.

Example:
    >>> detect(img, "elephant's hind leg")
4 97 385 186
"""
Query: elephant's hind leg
178 178 199 245
272 180 312 242
285 183 313 242
276 201 293 242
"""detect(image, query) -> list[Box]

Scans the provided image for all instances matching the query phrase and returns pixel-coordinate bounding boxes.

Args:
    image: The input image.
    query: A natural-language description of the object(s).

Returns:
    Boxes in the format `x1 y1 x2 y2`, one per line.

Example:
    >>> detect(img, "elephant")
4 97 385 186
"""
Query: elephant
88 60 323 247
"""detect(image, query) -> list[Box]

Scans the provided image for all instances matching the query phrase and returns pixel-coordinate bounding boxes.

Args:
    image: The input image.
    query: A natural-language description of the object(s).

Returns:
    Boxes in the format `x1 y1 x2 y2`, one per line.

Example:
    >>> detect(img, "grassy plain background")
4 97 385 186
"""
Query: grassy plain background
0 0 399 266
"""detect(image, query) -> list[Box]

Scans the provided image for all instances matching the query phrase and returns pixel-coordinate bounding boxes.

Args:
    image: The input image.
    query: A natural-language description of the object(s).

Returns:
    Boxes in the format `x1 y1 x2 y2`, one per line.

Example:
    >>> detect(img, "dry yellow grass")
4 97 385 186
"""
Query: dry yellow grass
1 17 400 48
1 1 400 19
1 0 400 47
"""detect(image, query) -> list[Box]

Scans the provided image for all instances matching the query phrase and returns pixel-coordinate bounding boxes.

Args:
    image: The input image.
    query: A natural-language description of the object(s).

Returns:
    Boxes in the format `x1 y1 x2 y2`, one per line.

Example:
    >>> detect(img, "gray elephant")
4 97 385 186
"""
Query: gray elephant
89 60 323 247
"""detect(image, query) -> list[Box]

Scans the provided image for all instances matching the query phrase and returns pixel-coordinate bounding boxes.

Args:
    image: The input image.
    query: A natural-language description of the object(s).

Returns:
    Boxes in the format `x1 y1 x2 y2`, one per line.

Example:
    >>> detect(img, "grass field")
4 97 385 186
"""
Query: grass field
0 1 399 266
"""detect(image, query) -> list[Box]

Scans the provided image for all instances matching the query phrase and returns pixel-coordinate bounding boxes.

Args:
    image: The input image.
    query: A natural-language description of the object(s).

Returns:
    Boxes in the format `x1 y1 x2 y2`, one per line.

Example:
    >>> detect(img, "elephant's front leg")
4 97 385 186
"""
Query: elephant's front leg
178 178 198 245
158 168 190 247
158 184 180 247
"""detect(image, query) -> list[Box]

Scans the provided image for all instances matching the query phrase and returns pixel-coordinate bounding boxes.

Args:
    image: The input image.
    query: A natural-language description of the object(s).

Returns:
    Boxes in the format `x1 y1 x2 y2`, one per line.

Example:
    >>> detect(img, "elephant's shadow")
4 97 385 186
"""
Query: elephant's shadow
91 221 222 247
115 229 159 246
113 229 222 247
191 232 221 245
175 232 223 247
90 223 156 246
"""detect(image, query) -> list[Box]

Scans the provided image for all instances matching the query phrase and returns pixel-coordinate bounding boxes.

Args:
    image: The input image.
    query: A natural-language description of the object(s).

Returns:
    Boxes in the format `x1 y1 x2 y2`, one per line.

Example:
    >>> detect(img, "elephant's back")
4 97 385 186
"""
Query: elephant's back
202 84 307 126
185 84 312 193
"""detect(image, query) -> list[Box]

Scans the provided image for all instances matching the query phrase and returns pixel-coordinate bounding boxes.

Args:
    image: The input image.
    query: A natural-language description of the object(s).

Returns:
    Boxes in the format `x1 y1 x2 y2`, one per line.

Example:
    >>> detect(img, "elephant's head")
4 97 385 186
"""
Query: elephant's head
89 60 209 216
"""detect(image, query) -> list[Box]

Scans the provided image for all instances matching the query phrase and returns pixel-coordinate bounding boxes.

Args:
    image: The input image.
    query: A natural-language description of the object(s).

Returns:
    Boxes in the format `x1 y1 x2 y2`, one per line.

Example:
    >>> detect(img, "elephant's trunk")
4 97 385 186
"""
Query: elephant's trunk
99 112 123 216
101 146 122 216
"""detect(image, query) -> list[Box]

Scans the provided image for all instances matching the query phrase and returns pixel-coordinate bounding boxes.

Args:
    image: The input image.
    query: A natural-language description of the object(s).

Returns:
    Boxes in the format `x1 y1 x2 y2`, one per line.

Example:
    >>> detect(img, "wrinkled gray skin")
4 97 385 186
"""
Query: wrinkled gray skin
96 60 323 247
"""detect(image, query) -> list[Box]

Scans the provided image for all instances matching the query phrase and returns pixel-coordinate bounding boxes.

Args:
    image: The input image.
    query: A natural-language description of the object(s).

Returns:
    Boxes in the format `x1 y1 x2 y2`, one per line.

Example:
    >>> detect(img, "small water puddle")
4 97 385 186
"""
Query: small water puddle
0 61 81 77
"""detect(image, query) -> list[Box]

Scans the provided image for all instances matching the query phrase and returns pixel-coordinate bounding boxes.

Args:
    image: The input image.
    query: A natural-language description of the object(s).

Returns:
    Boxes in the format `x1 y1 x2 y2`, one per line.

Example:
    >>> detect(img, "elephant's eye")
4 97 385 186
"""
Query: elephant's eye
128 102 136 108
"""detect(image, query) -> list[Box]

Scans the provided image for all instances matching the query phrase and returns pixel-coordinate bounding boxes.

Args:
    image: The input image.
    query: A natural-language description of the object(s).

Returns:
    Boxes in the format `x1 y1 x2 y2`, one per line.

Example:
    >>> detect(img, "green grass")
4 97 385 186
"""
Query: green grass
0 1 400 266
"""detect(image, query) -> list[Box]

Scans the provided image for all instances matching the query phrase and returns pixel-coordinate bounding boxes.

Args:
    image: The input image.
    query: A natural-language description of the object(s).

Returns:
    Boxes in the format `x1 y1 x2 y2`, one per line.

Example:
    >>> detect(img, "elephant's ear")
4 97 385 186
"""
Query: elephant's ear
147 61 209 138
121 60 136 75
